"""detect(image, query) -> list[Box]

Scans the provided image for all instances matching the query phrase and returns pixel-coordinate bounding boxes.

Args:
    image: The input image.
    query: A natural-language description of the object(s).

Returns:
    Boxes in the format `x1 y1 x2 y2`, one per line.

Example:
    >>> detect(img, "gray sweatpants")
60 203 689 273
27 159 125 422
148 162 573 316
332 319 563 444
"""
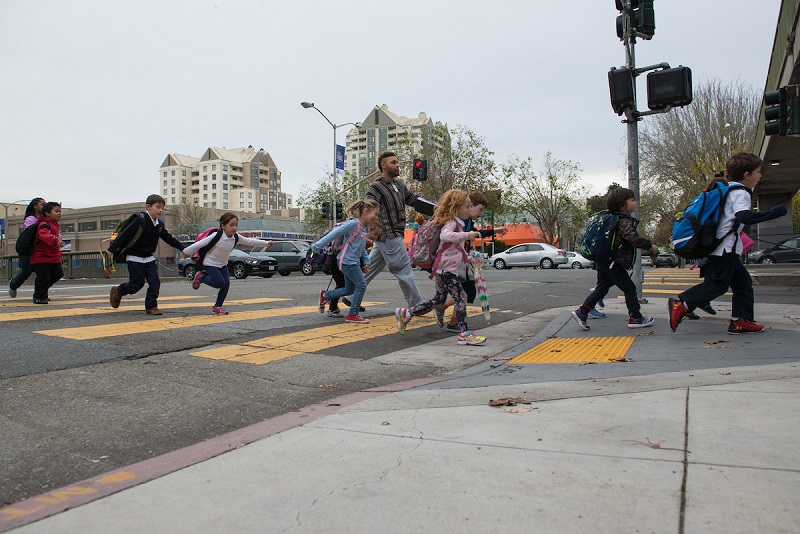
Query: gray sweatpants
364 235 423 307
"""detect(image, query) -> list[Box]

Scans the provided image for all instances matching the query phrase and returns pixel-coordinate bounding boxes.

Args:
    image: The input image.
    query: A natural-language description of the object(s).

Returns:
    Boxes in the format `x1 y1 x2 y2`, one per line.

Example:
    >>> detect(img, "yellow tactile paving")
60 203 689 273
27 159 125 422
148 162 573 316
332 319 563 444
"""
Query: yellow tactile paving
190 308 487 364
508 336 635 364
1 298 287 323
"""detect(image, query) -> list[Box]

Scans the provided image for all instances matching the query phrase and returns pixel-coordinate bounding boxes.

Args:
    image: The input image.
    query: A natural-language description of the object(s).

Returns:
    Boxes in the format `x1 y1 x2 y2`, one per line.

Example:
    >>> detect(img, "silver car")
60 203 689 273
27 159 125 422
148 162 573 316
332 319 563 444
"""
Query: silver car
490 243 568 270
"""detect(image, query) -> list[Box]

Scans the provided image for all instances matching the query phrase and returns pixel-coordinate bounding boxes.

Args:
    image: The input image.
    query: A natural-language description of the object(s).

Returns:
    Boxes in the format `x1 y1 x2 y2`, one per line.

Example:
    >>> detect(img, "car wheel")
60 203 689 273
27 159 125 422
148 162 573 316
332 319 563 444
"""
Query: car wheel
260 274 273 278
232 263 248 279
279 270 290 276
759 256 775 264
494 259 506 270
571 261 582 269
301 262 315 276
184 264 197 280
540 258 554 269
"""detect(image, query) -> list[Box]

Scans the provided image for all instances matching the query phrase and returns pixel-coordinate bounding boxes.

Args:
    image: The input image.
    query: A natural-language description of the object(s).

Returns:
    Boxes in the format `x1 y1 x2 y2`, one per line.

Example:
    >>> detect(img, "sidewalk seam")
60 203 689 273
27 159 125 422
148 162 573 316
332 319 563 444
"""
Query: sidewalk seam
678 387 690 534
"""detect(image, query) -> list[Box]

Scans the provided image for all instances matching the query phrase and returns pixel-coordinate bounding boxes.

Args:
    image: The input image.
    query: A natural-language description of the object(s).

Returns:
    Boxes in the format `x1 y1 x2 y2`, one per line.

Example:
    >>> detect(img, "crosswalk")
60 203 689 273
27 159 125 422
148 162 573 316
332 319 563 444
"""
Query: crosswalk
634 268 732 297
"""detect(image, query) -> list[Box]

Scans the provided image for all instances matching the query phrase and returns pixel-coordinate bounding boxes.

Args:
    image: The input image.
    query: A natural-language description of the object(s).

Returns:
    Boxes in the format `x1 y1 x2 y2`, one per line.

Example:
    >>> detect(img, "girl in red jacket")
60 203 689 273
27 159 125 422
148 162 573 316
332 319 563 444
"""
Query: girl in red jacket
30 202 65 304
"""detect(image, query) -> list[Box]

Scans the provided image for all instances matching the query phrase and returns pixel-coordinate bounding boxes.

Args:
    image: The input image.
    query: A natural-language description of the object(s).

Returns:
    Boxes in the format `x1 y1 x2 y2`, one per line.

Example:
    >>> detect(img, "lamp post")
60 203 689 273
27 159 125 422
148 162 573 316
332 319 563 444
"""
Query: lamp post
1 199 32 260
301 102 361 228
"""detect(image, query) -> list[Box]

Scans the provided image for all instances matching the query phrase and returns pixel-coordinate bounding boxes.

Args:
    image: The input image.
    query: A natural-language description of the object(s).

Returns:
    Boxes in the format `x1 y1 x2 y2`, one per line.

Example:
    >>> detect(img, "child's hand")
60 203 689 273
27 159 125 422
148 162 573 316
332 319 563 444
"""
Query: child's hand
466 257 475 266
494 226 508 236
649 245 659 255
362 264 370 274
266 240 274 247
180 251 189 258
469 231 480 240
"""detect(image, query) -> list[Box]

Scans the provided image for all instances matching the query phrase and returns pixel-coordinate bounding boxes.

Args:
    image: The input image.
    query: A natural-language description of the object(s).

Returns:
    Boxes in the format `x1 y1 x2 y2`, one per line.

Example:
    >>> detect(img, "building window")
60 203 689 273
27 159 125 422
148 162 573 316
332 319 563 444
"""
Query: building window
248 192 253 198
171 188 176 194
61 223 75 233
223 193 228 199
78 221 97 232
171 170 175 176
212 174 216 180
203 165 207 171
171 198 176 204
203 175 207 181
100 220 119 231
212 164 216 170
240 202 245 208
212 183 216 190
212 193 217 199
203 194 208 200
223 164 228 171
182 170 186 176
248 202 252 208
193 198 199 204
223 202 228 209
163 171 167 177
203 185 208 190
240 192 245 198
222 183 228 190
163 189 168 195
163 180 167 186
171 179 175 185
222 174 228 180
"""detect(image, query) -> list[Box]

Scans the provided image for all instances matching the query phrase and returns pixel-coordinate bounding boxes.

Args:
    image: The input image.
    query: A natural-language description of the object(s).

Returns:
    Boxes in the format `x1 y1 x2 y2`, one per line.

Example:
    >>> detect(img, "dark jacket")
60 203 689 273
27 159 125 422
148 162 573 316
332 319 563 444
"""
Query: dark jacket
30 217 62 264
612 213 652 268
108 212 185 259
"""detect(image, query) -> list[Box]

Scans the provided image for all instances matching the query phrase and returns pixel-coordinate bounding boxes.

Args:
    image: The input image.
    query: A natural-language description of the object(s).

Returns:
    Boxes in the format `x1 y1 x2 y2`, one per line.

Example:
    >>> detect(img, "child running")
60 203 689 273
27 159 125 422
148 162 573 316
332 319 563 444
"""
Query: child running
30 202 65 304
9 197 45 298
313 199 379 324
182 212 274 315
571 187 659 330
396 189 486 345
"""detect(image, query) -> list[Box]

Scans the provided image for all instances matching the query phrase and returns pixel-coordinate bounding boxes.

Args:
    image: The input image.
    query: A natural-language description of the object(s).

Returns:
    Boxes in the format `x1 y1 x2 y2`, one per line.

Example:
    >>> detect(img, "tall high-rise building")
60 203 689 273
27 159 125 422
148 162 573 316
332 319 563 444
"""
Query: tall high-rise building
159 146 292 213
345 105 448 177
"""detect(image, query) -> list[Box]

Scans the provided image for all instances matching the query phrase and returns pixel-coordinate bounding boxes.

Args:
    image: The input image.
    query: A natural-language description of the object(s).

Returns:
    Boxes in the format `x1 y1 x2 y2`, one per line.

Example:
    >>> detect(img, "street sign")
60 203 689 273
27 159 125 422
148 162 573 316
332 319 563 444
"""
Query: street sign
483 211 492 218
335 144 345 176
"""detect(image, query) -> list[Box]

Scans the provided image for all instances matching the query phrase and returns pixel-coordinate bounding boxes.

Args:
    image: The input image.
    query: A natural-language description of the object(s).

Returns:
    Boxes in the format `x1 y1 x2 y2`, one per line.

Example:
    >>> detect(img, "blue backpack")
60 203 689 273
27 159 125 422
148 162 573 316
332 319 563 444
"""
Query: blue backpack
579 212 620 264
671 182 744 260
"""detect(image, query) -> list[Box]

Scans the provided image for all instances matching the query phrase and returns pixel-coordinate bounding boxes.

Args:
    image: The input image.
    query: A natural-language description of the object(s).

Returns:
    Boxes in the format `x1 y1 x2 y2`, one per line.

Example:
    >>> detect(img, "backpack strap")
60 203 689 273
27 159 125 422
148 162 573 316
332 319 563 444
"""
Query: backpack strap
337 220 363 270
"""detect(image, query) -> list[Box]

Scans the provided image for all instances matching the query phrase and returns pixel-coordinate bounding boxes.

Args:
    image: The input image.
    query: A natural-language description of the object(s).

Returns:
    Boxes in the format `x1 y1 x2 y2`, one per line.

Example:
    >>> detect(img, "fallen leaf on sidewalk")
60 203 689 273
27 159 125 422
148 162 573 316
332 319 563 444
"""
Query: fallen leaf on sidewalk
636 331 657 336
483 355 511 361
488 397 532 406
704 339 727 345
719 372 731 375
702 345 733 349
610 357 632 362
624 438 685 452
579 361 597 366
502 406 537 413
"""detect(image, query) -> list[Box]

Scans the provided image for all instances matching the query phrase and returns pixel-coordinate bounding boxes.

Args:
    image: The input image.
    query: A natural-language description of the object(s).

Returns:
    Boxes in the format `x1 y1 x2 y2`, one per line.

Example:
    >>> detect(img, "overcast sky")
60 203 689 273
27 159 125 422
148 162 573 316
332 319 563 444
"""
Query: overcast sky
0 0 782 209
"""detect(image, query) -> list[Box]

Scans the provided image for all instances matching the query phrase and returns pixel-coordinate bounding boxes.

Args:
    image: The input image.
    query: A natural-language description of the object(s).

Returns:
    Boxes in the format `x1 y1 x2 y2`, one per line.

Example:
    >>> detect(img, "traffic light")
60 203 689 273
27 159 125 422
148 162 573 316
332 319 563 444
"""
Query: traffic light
764 88 788 136
608 66 635 115
615 0 654 41
321 201 331 220
335 202 343 220
646 66 692 110
412 158 428 181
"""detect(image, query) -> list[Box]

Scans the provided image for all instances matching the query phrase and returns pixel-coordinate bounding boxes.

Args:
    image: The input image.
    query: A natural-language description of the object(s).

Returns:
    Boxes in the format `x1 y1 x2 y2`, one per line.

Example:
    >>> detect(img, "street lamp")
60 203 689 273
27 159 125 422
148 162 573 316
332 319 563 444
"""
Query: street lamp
301 102 361 228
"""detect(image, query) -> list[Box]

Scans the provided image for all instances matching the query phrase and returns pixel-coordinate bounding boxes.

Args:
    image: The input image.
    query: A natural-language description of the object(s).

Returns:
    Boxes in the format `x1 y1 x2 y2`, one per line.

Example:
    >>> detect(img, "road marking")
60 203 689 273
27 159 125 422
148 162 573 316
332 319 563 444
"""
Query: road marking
190 308 487 365
0 298 288 323
0 295 205 309
509 336 635 364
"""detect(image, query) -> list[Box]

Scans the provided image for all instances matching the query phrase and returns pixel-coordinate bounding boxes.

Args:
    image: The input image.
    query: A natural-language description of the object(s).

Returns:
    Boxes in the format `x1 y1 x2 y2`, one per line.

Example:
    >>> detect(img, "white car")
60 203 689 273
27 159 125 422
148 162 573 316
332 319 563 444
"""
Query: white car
560 251 594 269
489 243 568 270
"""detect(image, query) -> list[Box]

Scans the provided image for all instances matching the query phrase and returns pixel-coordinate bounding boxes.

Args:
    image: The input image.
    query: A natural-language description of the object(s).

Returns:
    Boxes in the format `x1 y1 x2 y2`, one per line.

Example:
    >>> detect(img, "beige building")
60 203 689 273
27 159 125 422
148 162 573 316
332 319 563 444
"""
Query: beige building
159 146 293 213
345 105 449 178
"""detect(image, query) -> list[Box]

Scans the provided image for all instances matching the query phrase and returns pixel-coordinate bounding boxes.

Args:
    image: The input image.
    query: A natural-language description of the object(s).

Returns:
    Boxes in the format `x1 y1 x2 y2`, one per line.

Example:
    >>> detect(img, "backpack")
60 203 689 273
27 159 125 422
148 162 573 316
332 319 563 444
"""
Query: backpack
312 218 363 270
579 212 620 264
192 228 238 266
15 221 48 256
671 182 745 259
408 220 454 278
108 213 151 263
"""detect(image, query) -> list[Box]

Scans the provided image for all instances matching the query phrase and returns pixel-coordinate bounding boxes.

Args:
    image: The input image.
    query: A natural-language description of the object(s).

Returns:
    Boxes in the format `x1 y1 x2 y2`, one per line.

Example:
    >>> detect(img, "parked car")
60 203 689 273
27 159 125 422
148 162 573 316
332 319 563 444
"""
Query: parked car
747 236 800 264
560 251 594 269
489 243 567 270
246 240 311 276
178 249 278 280
641 255 654 267
655 253 679 268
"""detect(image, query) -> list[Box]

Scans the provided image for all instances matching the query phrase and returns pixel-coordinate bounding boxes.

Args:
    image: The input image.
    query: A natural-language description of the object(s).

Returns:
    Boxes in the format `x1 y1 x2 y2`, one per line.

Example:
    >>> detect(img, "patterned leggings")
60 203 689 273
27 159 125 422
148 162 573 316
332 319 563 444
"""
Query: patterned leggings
409 271 469 333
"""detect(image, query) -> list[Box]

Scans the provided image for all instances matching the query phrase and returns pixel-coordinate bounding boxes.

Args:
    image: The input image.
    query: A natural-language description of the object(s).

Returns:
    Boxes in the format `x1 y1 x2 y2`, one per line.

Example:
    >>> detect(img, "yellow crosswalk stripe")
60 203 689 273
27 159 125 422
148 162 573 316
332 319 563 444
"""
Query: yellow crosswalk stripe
190 308 487 365
2 298 288 323
0 295 205 309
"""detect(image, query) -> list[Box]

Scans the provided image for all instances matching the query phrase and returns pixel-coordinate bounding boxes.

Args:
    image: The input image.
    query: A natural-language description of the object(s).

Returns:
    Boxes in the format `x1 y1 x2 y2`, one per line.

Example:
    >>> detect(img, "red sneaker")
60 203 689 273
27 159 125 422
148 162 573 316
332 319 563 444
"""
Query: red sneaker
318 290 328 313
728 318 764 335
668 298 688 332
345 314 370 323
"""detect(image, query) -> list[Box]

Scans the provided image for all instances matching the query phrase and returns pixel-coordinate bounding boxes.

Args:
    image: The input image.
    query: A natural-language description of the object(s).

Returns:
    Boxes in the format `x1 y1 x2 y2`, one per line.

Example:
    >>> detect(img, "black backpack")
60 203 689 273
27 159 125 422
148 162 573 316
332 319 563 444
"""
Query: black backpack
193 228 238 267
15 221 49 256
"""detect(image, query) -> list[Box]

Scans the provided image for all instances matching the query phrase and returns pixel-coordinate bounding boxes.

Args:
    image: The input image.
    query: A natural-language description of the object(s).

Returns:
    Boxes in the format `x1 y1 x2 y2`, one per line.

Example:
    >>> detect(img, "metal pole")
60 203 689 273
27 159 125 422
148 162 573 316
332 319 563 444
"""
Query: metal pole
332 125 337 229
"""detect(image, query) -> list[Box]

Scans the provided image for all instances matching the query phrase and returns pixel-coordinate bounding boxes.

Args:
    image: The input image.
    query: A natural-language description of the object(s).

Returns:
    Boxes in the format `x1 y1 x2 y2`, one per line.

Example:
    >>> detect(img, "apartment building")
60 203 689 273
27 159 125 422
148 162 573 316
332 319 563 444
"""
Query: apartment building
345 105 449 178
159 146 292 213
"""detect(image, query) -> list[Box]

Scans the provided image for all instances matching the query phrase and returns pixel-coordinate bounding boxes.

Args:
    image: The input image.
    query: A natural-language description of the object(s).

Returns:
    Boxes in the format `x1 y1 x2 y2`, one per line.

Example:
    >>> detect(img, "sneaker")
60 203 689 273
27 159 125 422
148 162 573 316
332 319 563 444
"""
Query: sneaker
145 307 163 315
433 307 444 328
699 303 717 315
588 308 606 319
318 290 328 313
597 298 605 309
192 271 204 290
627 315 654 328
345 314 370 323
327 309 343 318
457 331 487 345
109 286 122 309
32 298 48 305
395 307 411 334
685 311 700 320
446 322 460 332
728 318 764 335
668 298 688 332
212 307 229 315
570 308 590 331
342 297 365 312
9 281 17 298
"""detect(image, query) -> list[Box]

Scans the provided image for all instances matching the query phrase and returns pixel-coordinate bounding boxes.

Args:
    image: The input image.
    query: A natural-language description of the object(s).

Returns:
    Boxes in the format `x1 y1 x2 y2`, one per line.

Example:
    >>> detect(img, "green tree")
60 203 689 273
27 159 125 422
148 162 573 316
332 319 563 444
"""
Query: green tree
502 152 588 246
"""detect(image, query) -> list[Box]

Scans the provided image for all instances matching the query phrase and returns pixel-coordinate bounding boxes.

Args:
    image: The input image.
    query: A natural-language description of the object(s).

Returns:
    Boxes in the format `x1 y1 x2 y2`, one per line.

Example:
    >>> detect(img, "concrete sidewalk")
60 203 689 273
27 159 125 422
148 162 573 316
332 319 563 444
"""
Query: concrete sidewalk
7 299 800 533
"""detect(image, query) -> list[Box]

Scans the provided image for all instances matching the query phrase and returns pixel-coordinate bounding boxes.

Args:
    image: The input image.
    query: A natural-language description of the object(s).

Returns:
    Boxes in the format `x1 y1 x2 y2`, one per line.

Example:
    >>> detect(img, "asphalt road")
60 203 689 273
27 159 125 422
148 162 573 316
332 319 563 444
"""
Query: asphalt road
1 265 797 506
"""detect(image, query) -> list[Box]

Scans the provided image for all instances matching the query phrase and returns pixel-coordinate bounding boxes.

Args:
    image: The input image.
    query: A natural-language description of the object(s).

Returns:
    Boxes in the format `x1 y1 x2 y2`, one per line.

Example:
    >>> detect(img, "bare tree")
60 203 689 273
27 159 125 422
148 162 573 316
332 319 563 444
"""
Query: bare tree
172 200 207 238
502 152 588 245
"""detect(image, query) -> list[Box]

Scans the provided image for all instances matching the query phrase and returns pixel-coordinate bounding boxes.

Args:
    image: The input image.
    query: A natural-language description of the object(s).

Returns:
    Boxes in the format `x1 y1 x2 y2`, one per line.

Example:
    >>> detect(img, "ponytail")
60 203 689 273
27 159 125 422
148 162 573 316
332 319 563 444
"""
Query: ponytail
347 198 379 218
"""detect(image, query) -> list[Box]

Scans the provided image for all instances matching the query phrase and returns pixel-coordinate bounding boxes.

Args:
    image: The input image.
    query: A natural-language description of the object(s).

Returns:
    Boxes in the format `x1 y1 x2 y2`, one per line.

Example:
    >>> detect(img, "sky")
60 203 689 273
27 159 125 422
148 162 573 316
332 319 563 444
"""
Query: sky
0 0 783 209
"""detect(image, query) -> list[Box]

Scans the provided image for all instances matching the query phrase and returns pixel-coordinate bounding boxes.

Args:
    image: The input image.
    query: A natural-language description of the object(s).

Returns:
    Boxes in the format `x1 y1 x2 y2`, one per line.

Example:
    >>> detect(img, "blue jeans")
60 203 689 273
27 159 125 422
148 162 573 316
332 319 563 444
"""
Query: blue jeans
200 265 230 307
325 263 366 316
118 260 160 310
10 255 33 290
680 252 753 320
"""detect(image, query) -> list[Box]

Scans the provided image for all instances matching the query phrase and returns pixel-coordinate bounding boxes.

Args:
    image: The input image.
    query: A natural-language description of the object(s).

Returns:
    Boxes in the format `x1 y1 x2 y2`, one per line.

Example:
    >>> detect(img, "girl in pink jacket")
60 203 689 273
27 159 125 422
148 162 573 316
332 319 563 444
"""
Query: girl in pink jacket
395 190 486 345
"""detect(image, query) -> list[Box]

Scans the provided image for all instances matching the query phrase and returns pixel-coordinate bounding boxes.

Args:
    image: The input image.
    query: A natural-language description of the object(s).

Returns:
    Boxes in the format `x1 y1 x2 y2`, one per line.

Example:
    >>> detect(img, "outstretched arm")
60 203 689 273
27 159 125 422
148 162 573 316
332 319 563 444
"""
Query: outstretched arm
735 205 787 225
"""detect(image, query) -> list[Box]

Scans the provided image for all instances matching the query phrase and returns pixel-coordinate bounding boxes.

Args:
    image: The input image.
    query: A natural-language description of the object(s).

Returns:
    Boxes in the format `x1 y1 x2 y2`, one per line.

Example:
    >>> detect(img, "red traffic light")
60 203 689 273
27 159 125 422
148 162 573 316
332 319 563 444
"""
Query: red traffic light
414 160 421 167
